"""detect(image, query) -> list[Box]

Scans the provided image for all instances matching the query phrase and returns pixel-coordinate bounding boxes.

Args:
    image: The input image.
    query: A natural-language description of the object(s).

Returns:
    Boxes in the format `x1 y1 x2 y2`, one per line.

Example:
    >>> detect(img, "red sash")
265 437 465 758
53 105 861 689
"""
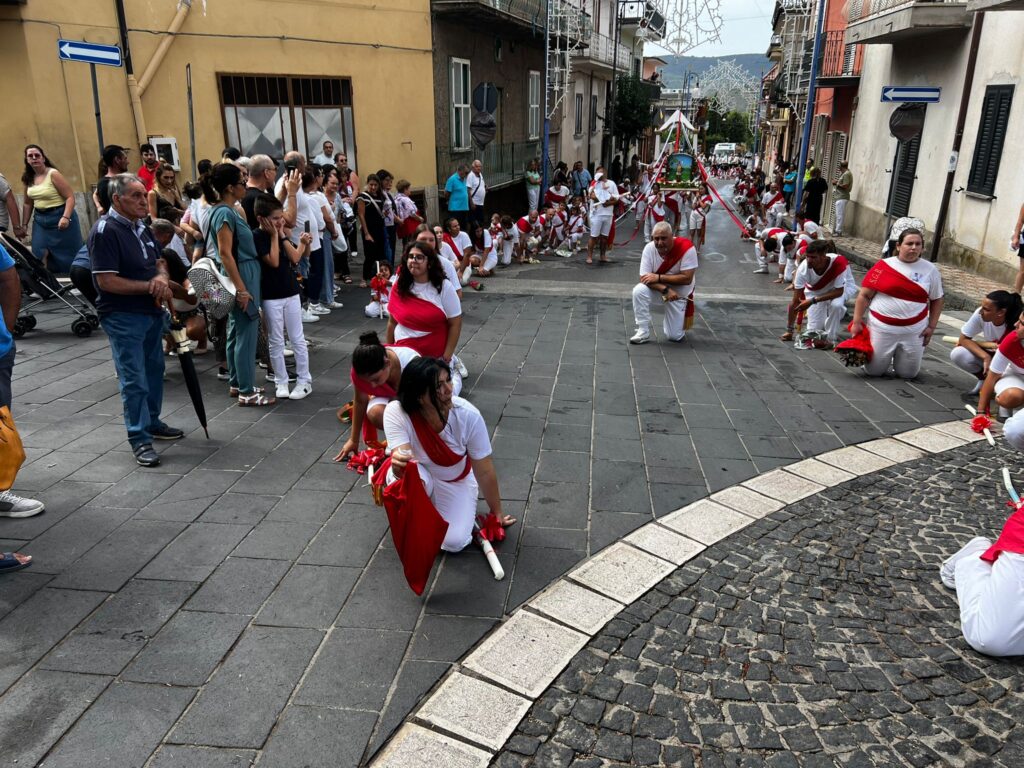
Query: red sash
350 367 395 399
516 217 531 234
388 287 449 358
646 204 666 223
545 188 567 205
982 507 1024 562
410 411 473 482
664 194 680 215
442 233 463 260
808 255 848 292
764 191 784 208
655 237 695 274
864 260 931 326
997 333 1024 369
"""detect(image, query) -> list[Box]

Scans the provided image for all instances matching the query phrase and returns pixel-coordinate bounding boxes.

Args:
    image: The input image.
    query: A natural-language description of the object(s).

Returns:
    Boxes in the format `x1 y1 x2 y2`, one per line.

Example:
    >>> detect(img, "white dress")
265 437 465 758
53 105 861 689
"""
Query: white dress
383 396 491 552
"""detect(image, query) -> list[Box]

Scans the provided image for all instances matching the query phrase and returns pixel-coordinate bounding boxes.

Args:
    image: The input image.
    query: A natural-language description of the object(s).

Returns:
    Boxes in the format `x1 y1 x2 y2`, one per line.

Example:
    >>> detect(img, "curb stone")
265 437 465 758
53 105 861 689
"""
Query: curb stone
367 419 986 766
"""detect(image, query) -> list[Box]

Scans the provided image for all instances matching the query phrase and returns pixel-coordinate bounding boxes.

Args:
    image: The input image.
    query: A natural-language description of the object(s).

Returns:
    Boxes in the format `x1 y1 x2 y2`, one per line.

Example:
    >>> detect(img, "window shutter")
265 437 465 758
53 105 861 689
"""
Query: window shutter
967 85 1013 198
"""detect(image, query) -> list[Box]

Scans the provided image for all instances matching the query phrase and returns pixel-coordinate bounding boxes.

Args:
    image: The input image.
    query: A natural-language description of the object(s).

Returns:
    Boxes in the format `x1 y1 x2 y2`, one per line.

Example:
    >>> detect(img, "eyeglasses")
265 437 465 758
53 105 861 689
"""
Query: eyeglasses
407 253 427 262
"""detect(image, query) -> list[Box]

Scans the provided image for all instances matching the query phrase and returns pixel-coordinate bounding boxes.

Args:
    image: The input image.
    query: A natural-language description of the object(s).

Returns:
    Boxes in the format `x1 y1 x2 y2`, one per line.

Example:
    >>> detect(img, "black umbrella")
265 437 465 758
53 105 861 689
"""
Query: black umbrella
167 312 209 438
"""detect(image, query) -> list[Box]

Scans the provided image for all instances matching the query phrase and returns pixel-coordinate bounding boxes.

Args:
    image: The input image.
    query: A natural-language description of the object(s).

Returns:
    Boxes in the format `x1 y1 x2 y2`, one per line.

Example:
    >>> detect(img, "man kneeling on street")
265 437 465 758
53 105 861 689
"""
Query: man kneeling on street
90 174 183 467
782 240 857 347
630 222 698 345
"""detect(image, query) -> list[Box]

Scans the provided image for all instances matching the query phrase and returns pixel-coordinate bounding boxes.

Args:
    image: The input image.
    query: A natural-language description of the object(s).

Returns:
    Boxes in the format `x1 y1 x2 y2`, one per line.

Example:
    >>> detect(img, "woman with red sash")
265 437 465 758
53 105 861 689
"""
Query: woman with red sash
976 315 1024 452
940 503 1024 657
849 229 944 379
442 217 474 277
387 241 463 364
381 357 514 552
951 291 1022 394
334 331 421 462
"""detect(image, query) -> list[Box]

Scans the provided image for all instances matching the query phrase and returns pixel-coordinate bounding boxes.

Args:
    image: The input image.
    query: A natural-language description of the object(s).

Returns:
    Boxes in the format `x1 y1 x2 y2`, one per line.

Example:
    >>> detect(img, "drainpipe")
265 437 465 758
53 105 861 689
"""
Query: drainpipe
929 12 984 262
138 1 192 95
114 0 148 146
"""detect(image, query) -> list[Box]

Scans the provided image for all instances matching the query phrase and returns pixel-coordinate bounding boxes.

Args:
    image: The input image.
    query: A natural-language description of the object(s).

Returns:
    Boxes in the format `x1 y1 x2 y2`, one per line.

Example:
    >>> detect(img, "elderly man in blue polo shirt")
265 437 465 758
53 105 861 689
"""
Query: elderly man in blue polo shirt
89 174 182 467
443 164 470 232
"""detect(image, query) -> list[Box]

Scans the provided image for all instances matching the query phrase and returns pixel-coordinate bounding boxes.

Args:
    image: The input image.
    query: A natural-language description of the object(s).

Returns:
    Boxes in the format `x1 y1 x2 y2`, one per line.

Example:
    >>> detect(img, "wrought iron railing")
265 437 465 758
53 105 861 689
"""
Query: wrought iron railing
436 140 541 189
820 30 863 78
432 0 591 38
574 32 632 70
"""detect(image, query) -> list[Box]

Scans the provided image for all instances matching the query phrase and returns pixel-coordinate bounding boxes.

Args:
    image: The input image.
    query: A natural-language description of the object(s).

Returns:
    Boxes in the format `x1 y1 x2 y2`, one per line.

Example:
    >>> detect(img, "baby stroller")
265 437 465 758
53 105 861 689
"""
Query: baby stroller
0 233 99 338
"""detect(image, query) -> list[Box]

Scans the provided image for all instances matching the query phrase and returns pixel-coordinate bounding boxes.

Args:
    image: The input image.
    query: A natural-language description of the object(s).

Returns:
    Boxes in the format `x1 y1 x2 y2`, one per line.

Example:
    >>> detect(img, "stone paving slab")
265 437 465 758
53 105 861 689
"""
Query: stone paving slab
0 208 993 765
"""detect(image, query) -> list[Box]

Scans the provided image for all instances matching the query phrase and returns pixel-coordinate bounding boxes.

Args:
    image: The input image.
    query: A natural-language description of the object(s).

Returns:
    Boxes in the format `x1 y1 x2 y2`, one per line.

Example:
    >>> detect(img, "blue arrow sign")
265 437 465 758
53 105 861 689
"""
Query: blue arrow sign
58 39 122 68
881 86 940 103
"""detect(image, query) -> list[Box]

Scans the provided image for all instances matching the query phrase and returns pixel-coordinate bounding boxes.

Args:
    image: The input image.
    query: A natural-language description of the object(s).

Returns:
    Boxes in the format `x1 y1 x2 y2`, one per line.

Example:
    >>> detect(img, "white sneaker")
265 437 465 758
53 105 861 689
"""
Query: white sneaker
0 490 45 518
970 380 983 395
326 300 344 309
289 381 313 400
266 371 297 383
301 309 320 323
752 267 769 274
940 536 991 589
283 347 295 358
276 384 291 400
629 329 650 345
455 358 469 377
310 303 331 316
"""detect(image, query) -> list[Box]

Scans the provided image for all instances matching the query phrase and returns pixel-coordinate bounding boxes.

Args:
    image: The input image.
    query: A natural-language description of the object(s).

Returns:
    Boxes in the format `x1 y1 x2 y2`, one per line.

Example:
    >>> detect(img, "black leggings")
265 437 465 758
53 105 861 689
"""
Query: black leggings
69 265 98 307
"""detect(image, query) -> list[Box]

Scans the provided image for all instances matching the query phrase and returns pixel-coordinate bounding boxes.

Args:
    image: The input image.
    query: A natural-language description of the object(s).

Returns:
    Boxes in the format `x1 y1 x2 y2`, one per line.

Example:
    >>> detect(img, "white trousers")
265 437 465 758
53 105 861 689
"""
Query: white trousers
499 239 514 265
262 295 311 385
527 187 539 214
782 253 795 279
481 248 498 271
364 300 388 318
755 242 778 269
996 374 1024 450
864 324 925 379
805 296 847 342
834 198 848 233
632 283 685 341
953 543 1024 657
387 463 478 552
950 345 985 376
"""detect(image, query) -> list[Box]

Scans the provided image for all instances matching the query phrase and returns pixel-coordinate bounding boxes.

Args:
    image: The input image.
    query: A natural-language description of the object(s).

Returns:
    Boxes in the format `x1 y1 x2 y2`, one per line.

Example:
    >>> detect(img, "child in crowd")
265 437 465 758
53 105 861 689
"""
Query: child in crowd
364 261 393 318
497 215 517 267
253 195 313 400
565 198 587 256
394 179 423 248
643 183 668 243
470 221 497 277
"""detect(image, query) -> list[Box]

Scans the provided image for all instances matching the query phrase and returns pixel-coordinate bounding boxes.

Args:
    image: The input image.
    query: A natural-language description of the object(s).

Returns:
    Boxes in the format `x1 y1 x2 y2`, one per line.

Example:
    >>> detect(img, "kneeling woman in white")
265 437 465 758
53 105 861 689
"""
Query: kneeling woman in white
977 318 1024 450
941 505 1024 657
383 357 515 552
849 229 944 379
951 290 1022 394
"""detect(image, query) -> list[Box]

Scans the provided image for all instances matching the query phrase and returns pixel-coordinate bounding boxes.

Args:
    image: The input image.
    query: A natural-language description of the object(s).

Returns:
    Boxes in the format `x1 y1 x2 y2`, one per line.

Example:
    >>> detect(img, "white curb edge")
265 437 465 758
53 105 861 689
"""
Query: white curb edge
368 419 987 766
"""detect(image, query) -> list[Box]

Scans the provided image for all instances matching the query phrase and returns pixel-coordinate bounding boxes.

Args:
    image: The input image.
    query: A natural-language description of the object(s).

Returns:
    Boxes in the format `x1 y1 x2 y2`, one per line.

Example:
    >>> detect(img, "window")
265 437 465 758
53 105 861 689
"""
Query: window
219 74 356 167
968 84 1014 198
590 94 599 134
574 93 584 136
528 70 541 139
451 58 472 150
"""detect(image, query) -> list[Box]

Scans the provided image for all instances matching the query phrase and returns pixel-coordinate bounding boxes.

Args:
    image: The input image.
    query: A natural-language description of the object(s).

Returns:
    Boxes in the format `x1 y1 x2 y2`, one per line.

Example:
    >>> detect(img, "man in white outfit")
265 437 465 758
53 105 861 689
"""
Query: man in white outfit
783 241 857 344
466 159 487 230
630 222 698 344
587 167 618 265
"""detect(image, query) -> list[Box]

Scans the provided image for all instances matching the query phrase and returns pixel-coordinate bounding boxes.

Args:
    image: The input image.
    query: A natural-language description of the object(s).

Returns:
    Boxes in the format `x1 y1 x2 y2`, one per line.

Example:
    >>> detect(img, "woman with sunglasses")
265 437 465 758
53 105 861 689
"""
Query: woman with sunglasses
20 144 82 274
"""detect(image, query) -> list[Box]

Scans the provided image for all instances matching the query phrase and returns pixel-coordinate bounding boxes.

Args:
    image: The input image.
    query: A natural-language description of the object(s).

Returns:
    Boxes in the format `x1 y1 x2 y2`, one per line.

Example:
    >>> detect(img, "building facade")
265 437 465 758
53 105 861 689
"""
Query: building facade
0 0 436 227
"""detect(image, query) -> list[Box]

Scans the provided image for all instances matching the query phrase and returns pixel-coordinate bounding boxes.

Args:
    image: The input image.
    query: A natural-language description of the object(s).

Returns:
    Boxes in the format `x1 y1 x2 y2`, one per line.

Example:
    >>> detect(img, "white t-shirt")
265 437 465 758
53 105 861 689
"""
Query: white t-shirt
793 255 855 298
382 396 492 482
466 172 487 206
868 256 943 333
394 280 462 343
474 230 493 258
446 232 473 259
639 240 698 300
590 179 618 218
961 307 1006 343
990 346 1024 377
440 257 460 287
274 177 315 249
312 153 334 166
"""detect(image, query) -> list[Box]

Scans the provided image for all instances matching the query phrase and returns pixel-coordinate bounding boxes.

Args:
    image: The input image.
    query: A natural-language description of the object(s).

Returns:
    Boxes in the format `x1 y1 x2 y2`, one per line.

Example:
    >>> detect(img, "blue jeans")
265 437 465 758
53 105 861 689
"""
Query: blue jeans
320 237 336 305
0 343 15 410
100 311 167 448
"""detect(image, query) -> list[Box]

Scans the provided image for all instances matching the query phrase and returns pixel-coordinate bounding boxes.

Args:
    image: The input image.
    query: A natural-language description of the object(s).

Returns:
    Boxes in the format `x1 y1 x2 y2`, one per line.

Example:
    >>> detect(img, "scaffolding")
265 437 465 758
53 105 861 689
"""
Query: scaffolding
546 0 588 120
777 0 815 127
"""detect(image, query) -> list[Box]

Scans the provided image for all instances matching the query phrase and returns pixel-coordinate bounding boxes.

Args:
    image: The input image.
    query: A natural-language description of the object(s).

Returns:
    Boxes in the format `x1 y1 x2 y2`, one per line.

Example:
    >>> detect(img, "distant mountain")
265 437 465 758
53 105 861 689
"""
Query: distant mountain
656 54 767 88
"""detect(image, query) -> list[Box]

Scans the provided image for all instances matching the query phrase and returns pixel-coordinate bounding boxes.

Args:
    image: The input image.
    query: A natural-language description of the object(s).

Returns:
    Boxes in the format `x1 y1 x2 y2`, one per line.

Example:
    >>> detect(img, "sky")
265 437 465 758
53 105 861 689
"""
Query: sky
645 0 775 58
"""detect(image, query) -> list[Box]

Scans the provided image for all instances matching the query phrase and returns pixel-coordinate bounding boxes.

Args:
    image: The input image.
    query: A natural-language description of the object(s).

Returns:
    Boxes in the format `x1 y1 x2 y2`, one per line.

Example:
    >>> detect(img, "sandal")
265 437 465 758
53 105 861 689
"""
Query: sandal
337 400 354 423
231 385 265 398
0 552 32 574
359 281 368 289
780 331 794 342
343 275 353 284
238 392 276 407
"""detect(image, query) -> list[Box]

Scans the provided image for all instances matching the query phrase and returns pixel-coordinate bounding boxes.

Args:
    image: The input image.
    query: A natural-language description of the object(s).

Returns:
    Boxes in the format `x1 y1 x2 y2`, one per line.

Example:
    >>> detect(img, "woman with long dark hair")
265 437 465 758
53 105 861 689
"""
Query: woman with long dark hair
147 162 186 225
380 356 514 553
21 144 82 274
387 241 463 368
357 174 387 287
952 290 1024 394
200 162 274 406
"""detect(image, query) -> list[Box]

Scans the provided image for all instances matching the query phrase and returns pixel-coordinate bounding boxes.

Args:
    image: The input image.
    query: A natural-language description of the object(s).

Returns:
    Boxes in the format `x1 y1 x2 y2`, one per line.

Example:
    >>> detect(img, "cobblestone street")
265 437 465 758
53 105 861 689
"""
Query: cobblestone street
493 441 1024 768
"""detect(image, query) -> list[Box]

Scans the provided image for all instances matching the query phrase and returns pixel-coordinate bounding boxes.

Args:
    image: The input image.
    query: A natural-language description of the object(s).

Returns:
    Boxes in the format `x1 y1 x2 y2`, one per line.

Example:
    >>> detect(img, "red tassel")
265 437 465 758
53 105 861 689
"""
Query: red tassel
971 414 994 434
346 447 386 475
476 513 506 543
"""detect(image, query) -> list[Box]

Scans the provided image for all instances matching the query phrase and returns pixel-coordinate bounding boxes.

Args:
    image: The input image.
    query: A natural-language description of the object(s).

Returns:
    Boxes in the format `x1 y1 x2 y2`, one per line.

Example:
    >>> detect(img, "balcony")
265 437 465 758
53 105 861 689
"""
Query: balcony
619 1 667 41
573 32 633 73
431 0 589 46
967 0 1024 8
817 30 862 87
767 34 783 60
845 0 971 45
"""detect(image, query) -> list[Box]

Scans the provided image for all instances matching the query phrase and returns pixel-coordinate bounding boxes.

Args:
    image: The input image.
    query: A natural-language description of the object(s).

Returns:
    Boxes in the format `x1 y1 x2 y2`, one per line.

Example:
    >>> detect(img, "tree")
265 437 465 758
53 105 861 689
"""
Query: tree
611 74 655 159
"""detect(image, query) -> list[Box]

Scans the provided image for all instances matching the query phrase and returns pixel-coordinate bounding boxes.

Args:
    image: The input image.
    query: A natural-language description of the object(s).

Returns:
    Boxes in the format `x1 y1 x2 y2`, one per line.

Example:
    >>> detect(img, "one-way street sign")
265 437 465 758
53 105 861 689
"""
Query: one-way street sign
881 86 940 103
58 39 123 68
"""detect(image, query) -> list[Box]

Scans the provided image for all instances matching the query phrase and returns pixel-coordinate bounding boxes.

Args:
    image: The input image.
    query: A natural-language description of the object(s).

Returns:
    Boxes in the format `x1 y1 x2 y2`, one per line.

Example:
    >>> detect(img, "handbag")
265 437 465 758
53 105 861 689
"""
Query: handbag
0 406 26 490
188 257 236 320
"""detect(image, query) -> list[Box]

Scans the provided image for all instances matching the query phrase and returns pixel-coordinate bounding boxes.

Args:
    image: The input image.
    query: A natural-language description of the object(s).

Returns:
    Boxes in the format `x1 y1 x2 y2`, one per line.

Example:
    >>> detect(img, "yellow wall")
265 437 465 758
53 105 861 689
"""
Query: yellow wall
0 0 436 198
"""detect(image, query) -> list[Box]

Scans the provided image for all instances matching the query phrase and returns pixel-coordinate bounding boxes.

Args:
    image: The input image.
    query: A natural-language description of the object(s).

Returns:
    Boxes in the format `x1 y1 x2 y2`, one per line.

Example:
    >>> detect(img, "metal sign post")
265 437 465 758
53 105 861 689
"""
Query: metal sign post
58 39 123 157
